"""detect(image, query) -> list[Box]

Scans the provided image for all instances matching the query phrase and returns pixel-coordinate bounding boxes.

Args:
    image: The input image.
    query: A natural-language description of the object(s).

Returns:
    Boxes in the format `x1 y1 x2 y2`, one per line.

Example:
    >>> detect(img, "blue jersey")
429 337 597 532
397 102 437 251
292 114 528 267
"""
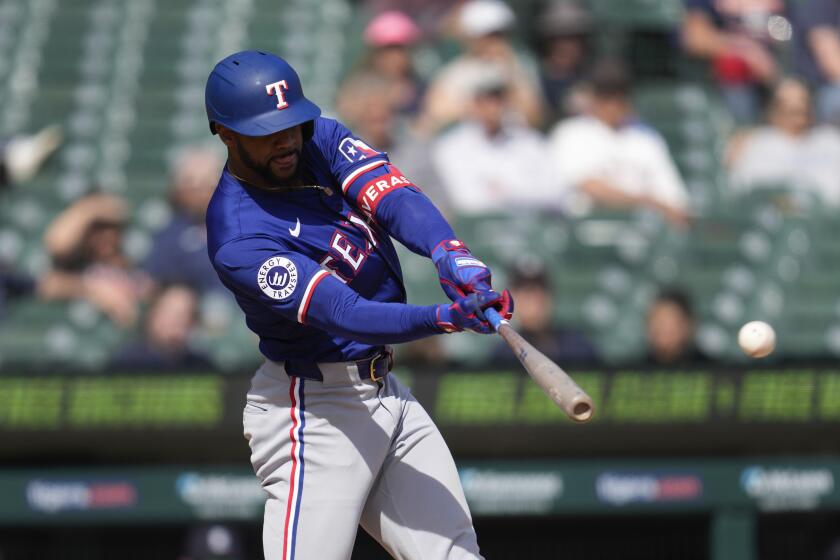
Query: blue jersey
206 117 453 364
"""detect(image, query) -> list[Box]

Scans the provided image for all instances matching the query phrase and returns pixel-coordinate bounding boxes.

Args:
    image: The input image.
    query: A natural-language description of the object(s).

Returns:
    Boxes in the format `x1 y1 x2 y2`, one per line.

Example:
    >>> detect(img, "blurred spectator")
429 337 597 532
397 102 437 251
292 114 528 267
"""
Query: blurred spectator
681 0 785 123
0 125 63 319
41 193 152 328
179 523 244 560
491 261 599 366
548 60 691 227
644 288 709 367
795 0 840 125
339 10 425 121
533 0 594 125
110 283 212 371
143 146 224 293
0 124 62 189
338 74 401 150
362 0 460 38
419 0 544 134
431 70 555 214
727 77 840 206
0 264 37 318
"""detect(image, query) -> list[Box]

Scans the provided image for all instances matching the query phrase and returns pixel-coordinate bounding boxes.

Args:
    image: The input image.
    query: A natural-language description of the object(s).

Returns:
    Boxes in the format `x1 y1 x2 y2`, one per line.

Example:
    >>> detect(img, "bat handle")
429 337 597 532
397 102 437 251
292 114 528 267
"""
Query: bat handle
480 306 506 332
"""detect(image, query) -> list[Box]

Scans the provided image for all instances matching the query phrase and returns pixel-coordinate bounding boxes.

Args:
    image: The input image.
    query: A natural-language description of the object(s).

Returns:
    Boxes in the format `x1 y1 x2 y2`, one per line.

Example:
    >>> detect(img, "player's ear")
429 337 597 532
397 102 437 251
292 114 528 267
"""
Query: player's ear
215 124 236 148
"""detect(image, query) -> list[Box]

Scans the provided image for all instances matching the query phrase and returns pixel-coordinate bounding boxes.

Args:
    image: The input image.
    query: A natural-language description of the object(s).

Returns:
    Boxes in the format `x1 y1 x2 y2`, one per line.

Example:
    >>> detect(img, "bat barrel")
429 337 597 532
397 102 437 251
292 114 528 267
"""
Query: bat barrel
568 394 594 423
546 380 594 423
483 307 595 424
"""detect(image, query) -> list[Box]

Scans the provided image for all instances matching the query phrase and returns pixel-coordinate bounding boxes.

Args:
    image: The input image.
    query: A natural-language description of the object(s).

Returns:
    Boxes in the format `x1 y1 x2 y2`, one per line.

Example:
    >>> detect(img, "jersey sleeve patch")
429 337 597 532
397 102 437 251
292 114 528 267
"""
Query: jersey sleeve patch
257 256 299 300
356 166 416 215
338 137 381 163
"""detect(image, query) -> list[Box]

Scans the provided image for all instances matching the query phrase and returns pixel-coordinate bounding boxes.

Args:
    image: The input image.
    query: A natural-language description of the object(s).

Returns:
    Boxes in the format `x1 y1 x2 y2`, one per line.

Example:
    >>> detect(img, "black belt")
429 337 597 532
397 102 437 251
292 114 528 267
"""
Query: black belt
284 348 394 382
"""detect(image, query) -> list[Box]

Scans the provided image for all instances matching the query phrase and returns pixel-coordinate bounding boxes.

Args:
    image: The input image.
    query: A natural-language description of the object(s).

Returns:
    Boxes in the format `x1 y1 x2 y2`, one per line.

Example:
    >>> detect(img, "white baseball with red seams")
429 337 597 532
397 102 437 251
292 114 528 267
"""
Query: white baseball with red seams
738 321 776 358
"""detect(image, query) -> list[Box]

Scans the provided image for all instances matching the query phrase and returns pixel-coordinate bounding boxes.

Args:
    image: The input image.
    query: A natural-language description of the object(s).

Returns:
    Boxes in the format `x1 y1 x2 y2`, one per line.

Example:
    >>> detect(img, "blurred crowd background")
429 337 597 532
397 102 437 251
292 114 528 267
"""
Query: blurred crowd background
3 1 840 558
3 0 840 374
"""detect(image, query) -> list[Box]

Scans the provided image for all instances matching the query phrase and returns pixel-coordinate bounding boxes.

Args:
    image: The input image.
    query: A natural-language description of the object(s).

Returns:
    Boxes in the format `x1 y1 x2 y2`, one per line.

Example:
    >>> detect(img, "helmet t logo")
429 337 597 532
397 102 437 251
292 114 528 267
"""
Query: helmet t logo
266 80 289 110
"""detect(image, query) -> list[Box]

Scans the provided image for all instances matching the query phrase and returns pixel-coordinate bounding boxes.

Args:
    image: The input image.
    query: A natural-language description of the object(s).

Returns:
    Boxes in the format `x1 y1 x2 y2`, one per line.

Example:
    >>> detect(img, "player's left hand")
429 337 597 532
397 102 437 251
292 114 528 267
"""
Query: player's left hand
488 288 514 321
432 239 493 302
435 289 514 334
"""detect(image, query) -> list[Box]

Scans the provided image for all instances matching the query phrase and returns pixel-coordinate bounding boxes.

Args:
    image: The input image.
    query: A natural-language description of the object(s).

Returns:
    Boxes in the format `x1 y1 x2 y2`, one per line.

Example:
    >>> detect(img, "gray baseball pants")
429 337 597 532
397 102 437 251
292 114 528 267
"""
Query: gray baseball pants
243 359 483 560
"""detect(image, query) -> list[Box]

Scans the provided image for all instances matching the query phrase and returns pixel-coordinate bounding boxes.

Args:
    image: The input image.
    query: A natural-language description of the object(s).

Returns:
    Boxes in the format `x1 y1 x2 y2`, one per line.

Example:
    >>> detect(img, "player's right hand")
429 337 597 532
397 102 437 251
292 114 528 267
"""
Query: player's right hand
431 239 494 302
435 290 512 334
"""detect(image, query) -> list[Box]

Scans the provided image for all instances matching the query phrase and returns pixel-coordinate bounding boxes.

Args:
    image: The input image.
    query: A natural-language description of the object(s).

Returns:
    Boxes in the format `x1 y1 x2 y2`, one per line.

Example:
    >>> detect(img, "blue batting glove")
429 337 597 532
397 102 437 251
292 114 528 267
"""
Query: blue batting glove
432 239 493 302
435 291 506 334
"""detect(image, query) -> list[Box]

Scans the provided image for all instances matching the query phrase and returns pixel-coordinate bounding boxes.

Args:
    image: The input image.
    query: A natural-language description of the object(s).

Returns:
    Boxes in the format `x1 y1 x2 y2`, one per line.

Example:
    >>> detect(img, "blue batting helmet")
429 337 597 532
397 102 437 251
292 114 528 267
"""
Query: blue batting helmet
205 51 321 136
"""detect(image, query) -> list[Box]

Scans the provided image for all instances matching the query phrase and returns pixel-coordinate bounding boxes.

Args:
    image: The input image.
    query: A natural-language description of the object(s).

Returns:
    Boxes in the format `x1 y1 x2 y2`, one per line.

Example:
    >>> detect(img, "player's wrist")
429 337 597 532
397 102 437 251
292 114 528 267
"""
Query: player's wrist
432 239 495 303
435 304 462 333
431 239 471 263
436 293 503 334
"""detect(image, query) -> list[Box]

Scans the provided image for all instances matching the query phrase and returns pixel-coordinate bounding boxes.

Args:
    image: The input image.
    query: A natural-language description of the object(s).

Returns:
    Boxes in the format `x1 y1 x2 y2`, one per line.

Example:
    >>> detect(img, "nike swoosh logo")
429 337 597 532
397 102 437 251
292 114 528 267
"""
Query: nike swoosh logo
289 218 301 238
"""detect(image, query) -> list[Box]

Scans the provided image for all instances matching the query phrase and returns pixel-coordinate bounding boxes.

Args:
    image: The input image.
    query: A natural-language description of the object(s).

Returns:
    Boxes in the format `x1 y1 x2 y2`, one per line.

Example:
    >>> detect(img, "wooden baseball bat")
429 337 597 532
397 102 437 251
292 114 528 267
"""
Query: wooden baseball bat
482 307 595 423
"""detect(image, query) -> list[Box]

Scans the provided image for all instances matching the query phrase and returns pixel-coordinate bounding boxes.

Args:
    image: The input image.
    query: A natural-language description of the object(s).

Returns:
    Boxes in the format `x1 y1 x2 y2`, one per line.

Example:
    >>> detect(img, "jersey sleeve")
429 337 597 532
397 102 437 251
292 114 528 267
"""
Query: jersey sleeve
315 118 458 257
311 118 391 195
212 236 443 343
344 162 457 256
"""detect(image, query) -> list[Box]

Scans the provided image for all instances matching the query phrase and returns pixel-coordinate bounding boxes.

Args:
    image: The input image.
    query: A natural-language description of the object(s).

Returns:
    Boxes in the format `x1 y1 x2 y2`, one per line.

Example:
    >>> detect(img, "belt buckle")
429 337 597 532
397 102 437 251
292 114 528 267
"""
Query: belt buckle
368 349 393 382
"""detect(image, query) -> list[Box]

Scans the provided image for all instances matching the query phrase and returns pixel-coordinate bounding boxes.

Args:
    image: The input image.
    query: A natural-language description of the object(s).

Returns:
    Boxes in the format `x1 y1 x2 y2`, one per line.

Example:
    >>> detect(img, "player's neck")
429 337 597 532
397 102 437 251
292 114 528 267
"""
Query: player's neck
227 160 306 191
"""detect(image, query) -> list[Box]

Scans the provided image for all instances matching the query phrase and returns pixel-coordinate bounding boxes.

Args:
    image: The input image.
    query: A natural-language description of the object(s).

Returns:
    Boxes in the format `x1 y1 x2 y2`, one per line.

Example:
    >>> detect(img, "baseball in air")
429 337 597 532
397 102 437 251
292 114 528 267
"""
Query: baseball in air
738 321 776 358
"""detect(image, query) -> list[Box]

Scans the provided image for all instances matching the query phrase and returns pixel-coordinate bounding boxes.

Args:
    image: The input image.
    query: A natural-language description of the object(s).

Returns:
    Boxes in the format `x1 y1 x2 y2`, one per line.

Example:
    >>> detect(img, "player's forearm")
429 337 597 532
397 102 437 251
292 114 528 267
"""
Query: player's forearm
307 290 442 344
345 163 456 256
375 188 456 256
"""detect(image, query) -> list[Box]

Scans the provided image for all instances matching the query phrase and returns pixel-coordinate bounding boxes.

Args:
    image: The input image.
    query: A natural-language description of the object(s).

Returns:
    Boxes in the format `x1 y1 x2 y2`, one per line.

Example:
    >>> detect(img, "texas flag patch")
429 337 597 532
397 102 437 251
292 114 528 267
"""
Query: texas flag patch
339 137 380 162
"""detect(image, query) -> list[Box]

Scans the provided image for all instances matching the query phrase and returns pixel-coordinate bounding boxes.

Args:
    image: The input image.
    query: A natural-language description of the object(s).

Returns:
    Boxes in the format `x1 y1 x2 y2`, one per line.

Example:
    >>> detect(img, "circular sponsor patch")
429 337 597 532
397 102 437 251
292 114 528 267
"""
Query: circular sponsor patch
257 256 298 300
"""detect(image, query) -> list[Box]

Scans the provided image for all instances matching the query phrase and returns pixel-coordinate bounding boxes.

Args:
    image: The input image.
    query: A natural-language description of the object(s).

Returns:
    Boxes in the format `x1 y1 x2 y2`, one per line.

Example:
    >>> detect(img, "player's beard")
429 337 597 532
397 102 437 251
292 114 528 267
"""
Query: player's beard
234 136 301 187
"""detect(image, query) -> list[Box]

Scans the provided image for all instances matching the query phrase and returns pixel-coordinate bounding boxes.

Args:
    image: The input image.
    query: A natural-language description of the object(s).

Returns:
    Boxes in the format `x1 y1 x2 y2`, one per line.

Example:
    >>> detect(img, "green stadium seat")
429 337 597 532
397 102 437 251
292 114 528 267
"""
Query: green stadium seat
589 0 683 28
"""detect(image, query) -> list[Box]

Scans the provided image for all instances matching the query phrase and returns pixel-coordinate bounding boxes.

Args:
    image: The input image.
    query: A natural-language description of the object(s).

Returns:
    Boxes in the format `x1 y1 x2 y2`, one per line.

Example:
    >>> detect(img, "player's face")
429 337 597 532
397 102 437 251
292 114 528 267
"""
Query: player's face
226 125 304 186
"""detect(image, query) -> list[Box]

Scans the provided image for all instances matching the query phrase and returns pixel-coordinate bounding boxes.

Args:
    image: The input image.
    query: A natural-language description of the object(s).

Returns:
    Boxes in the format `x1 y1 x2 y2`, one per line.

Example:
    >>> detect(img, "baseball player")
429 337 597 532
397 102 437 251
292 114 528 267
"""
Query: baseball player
204 50 513 560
